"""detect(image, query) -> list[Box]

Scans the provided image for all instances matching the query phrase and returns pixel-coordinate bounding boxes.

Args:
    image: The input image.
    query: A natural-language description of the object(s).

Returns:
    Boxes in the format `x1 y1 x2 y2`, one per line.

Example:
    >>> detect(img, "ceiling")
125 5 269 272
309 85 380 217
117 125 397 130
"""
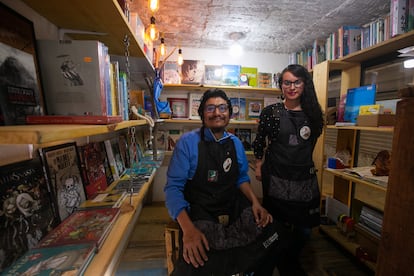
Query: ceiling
131 0 391 54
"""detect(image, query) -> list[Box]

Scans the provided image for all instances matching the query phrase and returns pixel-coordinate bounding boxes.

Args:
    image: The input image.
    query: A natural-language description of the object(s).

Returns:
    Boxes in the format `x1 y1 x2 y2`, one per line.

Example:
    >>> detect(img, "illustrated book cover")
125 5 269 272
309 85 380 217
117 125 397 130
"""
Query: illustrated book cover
36 207 120 250
2 243 96 276
221 64 241 86
230 97 246 120
0 3 45 125
78 142 110 199
36 39 108 116
0 158 59 273
204 64 223 85
39 142 87 222
344 84 376 123
240 67 258 87
246 98 264 120
189 93 201 120
161 60 181 84
181 60 205 84
104 137 126 181
235 128 252 150
257 72 273 88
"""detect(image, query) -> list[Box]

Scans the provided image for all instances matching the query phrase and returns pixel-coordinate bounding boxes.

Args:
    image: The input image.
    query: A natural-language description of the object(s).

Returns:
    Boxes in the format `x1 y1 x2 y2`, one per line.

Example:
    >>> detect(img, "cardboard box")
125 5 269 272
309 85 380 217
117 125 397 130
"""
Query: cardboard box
356 114 395 127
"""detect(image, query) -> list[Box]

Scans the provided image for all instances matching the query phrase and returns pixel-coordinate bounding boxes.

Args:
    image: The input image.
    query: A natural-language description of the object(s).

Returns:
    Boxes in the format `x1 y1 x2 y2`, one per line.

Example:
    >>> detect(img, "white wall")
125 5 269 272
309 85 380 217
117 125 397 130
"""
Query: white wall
164 47 289 76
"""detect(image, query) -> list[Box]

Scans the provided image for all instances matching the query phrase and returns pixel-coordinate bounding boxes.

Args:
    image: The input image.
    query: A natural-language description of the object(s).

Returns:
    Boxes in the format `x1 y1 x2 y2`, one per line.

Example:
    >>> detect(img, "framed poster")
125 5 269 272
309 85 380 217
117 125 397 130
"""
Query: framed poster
0 3 45 125
168 97 189 119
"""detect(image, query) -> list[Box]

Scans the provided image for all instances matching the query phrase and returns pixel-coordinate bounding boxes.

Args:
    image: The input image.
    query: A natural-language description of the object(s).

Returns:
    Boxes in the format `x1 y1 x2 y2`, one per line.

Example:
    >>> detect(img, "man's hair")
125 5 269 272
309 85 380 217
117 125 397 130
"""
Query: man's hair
197 88 233 120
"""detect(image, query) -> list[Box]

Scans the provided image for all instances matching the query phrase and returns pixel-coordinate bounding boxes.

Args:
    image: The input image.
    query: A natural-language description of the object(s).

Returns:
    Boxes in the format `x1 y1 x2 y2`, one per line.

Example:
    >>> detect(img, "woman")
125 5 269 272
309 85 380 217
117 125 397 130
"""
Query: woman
252 64 324 275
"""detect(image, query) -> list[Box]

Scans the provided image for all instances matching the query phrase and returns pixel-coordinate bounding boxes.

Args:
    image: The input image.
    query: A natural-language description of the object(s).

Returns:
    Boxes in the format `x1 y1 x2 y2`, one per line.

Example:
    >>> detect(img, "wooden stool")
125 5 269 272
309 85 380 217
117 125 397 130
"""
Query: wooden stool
165 220 180 275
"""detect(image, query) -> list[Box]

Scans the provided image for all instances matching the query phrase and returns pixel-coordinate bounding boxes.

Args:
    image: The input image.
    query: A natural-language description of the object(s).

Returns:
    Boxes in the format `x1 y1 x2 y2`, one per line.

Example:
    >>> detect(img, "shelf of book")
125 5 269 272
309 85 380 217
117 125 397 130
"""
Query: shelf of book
22 0 152 63
84 169 156 275
319 224 376 271
326 125 394 133
163 84 282 95
340 30 414 64
161 119 258 126
0 120 147 144
324 168 387 192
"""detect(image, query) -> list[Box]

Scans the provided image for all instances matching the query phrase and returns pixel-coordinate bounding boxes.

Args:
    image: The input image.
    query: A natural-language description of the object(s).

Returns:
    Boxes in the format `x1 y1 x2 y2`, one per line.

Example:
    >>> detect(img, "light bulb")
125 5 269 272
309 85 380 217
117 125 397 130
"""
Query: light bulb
177 48 183 65
149 0 159 13
145 16 159 41
160 37 166 56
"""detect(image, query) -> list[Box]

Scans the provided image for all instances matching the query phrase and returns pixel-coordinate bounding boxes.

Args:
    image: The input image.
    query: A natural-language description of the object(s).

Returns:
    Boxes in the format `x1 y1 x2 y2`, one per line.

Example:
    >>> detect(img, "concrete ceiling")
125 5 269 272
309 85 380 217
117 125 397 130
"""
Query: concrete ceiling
131 0 391 54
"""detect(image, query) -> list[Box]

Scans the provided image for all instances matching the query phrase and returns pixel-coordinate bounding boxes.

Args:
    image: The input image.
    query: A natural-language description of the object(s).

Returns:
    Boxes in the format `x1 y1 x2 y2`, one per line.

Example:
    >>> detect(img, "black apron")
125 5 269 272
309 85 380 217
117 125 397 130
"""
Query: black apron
262 109 320 228
172 129 287 276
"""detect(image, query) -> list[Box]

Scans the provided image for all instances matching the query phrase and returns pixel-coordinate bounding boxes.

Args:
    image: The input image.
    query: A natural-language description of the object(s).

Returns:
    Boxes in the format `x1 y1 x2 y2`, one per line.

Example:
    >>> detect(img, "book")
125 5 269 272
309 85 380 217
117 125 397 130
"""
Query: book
104 138 126 181
240 67 258 87
189 93 201 120
168 97 189 119
204 64 223 85
342 166 388 187
230 97 246 120
257 72 273 88
36 40 108 116
167 129 183 151
0 5 45 125
246 98 264 120
221 64 241 86
344 84 376 123
161 60 181 84
235 128 252 150
0 159 59 272
107 174 148 195
263 96 282 107
26 115 123 125
181 60 205 84
39 142 87 221
390 0 408 36
78 142 110 199
118 134 131 169
36 207 120 249
338 25 362 57
2 243 96 276
118 71 129 120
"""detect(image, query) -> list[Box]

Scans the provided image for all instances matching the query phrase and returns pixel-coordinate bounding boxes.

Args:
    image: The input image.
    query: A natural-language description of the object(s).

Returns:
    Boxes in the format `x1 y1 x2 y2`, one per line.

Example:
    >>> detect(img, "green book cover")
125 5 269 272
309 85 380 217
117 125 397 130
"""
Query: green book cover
240 67 258 87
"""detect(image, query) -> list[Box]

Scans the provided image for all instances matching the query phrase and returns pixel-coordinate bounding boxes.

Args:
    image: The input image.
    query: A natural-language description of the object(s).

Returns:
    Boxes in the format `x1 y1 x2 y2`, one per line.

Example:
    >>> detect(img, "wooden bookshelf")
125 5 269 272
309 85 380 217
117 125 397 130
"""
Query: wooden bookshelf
163 84 282 95
319 225 377 271
0 120 147 144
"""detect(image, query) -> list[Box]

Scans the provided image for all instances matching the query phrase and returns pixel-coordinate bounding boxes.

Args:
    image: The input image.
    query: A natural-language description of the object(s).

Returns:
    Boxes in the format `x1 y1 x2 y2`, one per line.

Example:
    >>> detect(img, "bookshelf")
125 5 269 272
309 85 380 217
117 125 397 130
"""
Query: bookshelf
0 120 147 144
312 30 414 272
1 1 158 274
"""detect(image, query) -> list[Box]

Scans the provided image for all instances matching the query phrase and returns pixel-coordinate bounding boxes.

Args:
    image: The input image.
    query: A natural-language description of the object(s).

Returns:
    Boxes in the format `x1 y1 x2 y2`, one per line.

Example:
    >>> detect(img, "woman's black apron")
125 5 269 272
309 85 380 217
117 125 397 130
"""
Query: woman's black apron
262 109 320 228
172 130 285 276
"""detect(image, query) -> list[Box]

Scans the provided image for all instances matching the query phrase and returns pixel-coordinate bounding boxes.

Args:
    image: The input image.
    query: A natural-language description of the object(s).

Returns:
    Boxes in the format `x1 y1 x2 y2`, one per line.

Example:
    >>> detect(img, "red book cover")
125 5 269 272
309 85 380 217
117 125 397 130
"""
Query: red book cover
26 115 123 125
78 142 110 199
36 207 120 250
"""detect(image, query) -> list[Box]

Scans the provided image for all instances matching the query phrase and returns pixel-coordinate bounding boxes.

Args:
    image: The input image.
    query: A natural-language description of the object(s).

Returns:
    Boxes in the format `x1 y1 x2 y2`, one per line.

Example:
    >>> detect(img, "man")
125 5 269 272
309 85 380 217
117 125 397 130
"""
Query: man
164 88 284 275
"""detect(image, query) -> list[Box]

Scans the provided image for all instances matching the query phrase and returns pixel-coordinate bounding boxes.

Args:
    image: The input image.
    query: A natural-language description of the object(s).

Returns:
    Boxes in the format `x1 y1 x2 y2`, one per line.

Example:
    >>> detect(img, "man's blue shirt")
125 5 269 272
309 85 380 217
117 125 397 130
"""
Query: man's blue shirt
164 127 250 220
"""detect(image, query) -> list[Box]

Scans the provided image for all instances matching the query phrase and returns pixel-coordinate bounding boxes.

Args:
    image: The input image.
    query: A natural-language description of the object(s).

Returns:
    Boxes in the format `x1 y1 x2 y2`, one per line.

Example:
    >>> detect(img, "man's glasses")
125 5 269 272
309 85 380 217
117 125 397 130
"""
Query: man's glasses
205 104 229 113
282 79 304 88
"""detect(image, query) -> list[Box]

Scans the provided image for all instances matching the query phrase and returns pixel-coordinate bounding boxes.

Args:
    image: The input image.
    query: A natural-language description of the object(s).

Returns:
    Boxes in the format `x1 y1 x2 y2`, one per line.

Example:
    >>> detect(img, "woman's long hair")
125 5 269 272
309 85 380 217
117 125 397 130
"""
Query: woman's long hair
278 64 324 138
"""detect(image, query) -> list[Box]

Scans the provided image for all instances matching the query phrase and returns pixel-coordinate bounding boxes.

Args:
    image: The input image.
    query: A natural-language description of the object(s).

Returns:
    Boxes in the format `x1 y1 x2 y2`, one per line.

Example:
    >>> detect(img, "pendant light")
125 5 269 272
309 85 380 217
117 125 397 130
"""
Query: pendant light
160 37 166 56
148 0 159 13
145 16 159 41
177 48 183 65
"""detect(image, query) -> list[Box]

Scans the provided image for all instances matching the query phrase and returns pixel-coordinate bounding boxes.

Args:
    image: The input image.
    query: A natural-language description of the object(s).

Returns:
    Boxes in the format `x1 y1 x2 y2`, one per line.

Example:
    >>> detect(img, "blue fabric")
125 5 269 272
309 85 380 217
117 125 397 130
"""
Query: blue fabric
164 127 250 220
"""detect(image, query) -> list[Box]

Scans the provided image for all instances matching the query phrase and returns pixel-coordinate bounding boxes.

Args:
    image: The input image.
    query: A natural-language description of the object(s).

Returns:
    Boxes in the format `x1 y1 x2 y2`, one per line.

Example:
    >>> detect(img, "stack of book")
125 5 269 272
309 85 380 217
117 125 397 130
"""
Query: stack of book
357 205 383 238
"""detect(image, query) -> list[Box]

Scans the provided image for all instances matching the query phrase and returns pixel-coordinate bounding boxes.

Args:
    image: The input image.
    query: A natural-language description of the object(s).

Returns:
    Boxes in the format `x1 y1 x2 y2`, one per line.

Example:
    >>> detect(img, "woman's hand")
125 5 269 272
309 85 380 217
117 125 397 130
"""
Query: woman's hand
252 201 273 228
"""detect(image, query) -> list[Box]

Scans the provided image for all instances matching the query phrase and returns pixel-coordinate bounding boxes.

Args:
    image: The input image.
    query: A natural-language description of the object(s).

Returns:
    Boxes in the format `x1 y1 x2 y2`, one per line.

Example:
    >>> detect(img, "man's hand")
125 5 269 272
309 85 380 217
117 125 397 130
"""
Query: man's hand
182 224 209 267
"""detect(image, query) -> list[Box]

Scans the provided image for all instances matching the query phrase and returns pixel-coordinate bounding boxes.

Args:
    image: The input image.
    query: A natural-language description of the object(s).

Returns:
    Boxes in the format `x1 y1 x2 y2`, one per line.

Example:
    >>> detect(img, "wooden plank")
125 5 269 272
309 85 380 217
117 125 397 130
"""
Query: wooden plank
0 120 147 144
